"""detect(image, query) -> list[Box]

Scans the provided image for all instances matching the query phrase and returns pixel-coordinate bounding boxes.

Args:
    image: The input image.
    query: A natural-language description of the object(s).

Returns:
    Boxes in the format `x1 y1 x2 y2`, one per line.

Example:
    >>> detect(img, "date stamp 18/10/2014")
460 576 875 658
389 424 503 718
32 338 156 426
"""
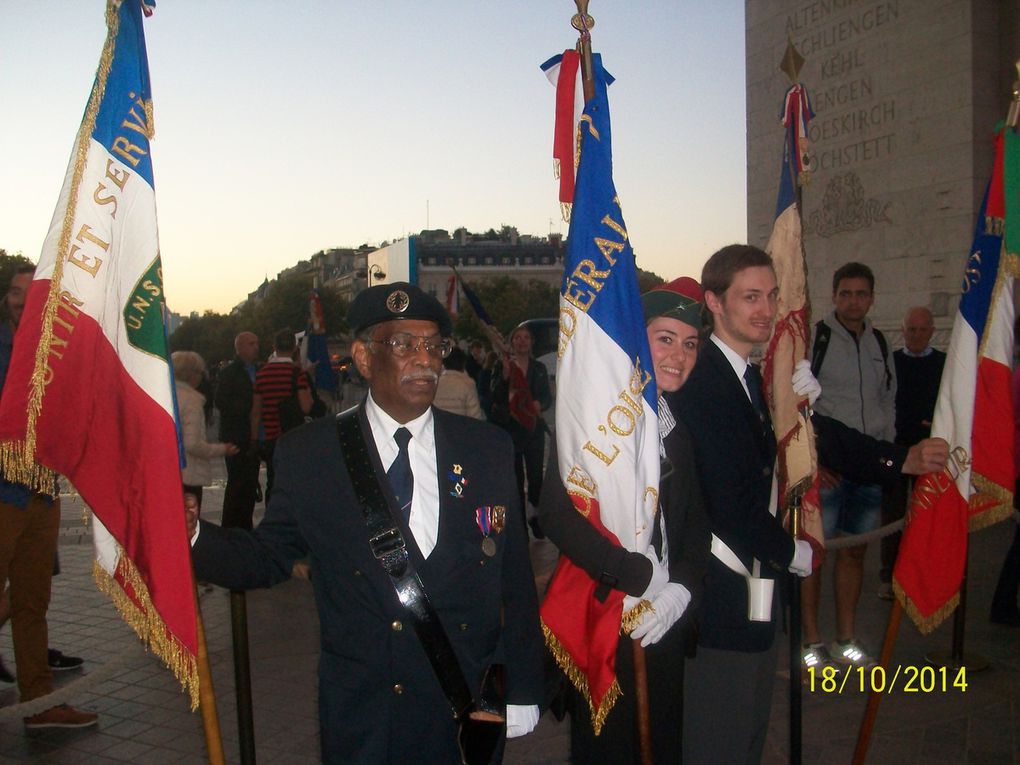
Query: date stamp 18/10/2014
807 665 968 694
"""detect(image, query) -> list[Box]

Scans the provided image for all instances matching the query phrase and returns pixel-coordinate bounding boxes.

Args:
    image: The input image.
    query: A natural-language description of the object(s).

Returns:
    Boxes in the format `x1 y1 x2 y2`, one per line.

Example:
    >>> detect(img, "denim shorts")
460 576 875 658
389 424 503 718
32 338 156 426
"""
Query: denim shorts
820 479 882 538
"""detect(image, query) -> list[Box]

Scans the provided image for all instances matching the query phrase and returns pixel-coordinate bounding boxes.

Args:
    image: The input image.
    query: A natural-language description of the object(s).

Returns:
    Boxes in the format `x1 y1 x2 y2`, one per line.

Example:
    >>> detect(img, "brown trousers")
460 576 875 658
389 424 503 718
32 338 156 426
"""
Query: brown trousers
0 494 60 701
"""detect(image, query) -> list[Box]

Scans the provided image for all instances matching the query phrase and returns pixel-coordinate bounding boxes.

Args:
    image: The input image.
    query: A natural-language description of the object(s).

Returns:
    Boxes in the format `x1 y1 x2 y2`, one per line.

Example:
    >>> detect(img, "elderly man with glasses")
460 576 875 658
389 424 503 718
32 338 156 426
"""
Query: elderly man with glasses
187 282 544 765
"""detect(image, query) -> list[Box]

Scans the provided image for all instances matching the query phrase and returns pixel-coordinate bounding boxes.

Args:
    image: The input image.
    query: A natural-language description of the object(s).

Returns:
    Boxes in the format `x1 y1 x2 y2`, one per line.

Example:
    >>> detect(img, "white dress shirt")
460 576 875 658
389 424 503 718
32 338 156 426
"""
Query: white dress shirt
364 392 442 558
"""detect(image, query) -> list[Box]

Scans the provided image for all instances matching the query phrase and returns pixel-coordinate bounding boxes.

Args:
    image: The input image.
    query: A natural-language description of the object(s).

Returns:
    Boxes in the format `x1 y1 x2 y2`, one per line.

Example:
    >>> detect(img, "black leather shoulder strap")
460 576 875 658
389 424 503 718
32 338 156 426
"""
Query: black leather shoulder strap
335 409 474 718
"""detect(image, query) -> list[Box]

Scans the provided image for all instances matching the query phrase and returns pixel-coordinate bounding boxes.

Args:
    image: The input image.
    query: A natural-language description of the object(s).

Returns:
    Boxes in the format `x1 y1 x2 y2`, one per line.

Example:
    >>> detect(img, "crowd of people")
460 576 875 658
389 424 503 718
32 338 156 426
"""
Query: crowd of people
0 246 1017 763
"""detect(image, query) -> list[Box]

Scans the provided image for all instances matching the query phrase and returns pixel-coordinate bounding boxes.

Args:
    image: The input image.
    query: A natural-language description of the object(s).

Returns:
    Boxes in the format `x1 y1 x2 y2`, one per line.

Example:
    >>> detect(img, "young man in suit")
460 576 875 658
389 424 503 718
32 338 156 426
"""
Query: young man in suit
188 283 545 764
670 245 813 765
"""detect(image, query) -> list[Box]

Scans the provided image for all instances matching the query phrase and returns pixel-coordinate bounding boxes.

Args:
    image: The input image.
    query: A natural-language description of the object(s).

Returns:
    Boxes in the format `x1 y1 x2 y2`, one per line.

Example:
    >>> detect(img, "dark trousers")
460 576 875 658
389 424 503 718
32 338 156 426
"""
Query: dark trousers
221 449 261 529
880 475 910 583
514 433 545 516
991 480 1020 619
568 626 687 764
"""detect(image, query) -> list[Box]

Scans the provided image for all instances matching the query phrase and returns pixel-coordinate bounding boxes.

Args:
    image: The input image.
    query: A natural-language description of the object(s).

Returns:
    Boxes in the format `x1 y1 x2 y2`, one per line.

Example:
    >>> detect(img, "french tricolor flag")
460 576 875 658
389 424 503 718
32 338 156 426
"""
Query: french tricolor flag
893 125 1017 632
0 0 199 705
540 54 659 734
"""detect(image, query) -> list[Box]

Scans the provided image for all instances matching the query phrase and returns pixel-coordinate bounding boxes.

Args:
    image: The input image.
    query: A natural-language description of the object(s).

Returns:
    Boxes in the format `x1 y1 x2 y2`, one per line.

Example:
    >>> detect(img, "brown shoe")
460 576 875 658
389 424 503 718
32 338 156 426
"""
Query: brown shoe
24 704 99 730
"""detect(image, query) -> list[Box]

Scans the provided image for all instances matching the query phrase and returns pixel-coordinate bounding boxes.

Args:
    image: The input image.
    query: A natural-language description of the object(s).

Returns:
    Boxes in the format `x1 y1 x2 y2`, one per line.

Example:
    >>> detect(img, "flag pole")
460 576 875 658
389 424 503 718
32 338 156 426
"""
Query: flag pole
778 40 810 765
572 0 596 102
195 593 226 765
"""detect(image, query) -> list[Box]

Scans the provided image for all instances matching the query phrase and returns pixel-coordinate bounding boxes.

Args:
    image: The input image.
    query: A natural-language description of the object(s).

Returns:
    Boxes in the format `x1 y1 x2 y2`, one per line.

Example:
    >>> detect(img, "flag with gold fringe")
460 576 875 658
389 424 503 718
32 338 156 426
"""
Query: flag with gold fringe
893 123 1017 633
539 53 660 735
0 0 199 707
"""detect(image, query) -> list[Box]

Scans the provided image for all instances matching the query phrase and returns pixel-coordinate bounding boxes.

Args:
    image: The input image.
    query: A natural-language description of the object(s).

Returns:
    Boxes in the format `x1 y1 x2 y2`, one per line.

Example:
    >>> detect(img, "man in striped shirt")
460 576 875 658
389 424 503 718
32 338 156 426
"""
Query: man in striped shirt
251 329 312 502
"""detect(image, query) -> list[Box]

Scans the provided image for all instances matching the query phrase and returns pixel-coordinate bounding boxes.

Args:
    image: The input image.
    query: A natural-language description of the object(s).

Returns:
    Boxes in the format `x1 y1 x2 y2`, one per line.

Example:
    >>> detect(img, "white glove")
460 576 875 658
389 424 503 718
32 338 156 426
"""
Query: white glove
622 545 669 614
788 539 813 577
629 583 692 647
505 704 539 738
792 359 821 406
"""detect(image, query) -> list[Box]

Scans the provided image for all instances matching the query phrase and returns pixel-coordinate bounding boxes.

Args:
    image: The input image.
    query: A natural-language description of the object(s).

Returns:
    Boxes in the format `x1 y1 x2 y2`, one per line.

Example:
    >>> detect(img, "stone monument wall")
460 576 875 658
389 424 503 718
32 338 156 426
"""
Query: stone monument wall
746 0 1019 345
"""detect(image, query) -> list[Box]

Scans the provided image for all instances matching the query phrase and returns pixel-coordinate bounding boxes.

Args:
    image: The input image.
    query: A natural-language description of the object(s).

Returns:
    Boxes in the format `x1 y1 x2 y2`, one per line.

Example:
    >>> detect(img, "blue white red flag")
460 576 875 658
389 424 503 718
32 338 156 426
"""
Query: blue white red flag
0 0 199 706
762 83 824 563
894 125 1017 632
539 54 659 734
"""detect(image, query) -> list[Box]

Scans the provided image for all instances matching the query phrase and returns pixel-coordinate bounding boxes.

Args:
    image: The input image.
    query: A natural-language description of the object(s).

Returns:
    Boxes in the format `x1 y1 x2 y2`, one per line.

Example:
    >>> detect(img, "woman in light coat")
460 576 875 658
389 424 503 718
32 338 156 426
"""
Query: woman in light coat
172 351 239 513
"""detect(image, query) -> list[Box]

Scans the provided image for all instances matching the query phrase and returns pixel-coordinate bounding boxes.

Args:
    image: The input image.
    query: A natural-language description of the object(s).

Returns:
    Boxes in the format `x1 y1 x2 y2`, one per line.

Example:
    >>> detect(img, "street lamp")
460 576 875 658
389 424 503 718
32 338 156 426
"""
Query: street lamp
368 264 387 286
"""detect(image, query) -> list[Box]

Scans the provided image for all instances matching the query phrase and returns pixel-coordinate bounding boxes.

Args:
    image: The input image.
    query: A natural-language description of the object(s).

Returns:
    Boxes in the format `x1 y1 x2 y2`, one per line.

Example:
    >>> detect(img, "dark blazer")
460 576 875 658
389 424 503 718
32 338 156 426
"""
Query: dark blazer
214 358 256 445
192 406 545 764
669 339 794 653
812 412 909 486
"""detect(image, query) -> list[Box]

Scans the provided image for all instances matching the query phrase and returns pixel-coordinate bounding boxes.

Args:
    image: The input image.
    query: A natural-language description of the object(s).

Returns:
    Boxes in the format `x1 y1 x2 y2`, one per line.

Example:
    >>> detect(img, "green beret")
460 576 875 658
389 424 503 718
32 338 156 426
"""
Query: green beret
641 277 703 329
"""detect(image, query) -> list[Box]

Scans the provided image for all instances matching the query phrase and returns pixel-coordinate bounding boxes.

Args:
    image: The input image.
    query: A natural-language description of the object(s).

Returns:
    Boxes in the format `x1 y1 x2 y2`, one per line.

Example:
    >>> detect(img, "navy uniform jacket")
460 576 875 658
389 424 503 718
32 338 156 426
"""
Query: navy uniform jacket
192 406 545 764
669 340 795 653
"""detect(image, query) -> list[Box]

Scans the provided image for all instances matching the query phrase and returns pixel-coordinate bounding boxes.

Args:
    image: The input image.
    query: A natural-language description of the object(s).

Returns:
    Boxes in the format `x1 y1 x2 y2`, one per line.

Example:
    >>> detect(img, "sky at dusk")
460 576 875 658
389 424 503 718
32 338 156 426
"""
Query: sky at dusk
0 1 749 315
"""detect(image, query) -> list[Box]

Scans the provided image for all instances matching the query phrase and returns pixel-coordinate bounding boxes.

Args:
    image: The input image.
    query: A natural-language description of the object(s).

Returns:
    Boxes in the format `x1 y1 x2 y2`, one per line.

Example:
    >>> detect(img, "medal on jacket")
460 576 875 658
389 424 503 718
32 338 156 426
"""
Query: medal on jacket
476 507 497 556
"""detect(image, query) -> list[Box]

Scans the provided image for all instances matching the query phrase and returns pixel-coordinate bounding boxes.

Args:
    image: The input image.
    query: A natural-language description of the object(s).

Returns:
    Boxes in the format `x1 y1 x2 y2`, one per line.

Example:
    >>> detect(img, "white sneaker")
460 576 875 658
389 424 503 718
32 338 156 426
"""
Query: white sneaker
829 639 878 670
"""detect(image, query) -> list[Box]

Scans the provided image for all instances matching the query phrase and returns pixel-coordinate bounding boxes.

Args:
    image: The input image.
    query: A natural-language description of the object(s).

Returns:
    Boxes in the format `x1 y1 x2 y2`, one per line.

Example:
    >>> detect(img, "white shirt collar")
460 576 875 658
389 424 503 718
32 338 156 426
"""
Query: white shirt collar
710 334 754 403
364 391 434 447
901 346 933 358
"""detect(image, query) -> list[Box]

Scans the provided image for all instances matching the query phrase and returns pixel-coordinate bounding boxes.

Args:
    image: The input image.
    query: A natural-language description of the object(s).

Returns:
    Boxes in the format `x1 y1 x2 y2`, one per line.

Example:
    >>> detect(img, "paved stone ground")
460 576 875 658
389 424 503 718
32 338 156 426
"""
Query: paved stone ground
0 463 1017 764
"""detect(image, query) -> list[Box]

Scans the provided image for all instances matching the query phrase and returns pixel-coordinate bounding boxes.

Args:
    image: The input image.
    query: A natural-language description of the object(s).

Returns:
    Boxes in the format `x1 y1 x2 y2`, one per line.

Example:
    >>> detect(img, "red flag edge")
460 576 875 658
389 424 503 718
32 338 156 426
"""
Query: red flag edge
891 579 960 636
541 618 622 736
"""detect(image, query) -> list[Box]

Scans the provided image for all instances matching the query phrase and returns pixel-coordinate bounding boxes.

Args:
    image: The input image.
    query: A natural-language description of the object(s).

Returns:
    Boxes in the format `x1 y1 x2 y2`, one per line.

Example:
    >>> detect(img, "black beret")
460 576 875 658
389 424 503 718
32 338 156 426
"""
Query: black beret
347 282 453 337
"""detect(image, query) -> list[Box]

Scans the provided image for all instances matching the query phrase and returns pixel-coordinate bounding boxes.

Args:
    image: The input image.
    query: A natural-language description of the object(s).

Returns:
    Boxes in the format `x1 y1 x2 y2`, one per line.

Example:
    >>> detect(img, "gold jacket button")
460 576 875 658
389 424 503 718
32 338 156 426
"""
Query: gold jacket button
391 620 403 632
393 683 404 695
353 568 362 576
459 623 468 631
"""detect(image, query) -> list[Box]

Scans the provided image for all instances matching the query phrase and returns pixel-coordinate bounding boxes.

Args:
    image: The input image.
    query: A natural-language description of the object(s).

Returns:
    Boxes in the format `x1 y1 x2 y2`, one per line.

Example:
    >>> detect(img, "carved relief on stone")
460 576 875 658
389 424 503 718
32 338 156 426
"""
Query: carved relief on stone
805 171 891 238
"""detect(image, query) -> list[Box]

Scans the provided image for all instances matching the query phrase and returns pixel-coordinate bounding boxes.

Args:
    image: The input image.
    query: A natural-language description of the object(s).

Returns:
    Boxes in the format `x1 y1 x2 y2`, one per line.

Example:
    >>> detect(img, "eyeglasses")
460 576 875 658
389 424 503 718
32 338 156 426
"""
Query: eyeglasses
368 333 452 359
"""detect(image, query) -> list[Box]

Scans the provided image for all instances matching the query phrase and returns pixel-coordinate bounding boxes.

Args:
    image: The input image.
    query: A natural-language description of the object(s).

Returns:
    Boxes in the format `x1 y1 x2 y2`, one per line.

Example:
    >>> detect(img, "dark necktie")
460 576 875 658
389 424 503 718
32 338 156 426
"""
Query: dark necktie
387 427 414 524
744 364 767 420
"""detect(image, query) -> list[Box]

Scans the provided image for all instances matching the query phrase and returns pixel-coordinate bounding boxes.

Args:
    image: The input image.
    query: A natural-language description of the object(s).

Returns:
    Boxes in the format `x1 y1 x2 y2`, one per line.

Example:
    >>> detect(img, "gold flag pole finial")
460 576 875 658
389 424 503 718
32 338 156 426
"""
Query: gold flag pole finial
572 0 596 102
1007 59 1020 128
780 38 805 84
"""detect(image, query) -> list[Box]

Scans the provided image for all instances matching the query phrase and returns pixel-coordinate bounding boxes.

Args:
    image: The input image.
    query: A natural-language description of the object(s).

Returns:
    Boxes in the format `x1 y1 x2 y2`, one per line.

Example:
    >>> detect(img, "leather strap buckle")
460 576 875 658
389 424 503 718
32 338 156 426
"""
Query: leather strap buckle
369 527 406 559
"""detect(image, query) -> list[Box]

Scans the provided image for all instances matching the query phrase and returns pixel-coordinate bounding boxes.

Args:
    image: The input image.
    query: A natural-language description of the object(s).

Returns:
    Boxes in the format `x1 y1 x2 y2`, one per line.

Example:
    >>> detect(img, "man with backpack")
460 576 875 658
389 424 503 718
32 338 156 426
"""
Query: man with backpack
802 262 896 676
251 329 313 503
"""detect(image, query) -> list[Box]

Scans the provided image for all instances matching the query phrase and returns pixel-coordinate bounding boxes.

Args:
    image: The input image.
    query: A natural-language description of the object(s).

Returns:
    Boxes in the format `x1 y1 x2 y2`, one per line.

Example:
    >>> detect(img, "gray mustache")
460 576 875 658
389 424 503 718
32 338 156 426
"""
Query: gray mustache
401 371 439 384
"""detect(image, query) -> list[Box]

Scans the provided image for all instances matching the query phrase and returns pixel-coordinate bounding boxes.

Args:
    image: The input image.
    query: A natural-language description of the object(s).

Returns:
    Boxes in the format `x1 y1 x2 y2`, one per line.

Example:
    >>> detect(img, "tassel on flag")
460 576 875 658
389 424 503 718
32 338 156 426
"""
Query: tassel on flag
0 0 200 706
540 52 614 223
893 124 1017 633
540 53 659 735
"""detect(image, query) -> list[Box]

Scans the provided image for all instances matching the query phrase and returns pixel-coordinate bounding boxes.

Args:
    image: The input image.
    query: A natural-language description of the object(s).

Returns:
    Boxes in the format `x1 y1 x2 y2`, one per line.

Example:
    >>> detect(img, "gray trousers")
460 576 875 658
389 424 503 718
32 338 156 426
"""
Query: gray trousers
682 627 779 765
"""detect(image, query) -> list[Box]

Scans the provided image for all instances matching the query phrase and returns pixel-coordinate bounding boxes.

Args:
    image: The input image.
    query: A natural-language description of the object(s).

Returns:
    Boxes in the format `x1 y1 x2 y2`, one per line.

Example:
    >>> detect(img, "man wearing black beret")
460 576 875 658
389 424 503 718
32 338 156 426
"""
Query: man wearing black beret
188 282 545 763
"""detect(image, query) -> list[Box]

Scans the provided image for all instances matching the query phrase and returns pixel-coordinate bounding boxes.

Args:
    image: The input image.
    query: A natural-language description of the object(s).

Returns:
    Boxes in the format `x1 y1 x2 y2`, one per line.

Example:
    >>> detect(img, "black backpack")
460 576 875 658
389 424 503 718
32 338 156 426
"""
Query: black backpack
811 319 892 391
278 367 328 433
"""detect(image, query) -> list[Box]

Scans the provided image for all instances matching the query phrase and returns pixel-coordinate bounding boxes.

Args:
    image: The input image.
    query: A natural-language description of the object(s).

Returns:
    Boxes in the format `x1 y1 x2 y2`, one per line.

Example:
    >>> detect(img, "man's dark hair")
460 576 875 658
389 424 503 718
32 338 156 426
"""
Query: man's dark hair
444 347 467 371
273 328 296 353
699 244 773 330
700 244 773 298
832 262 874 294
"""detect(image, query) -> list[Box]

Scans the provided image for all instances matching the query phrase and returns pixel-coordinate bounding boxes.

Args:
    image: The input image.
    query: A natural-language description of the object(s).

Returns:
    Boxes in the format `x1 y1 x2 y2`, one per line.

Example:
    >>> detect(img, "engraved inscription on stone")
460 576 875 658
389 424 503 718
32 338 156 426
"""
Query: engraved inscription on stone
805 172 891 238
